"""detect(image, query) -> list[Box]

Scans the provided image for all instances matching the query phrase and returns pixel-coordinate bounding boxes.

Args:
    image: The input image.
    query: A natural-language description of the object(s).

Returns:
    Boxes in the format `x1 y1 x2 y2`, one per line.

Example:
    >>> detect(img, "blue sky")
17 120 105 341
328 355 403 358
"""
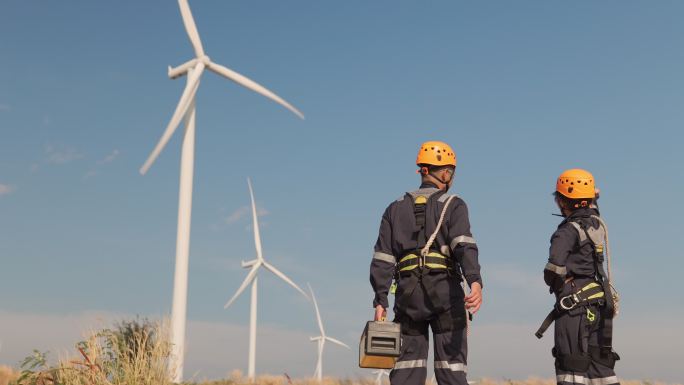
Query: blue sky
1 0 683 382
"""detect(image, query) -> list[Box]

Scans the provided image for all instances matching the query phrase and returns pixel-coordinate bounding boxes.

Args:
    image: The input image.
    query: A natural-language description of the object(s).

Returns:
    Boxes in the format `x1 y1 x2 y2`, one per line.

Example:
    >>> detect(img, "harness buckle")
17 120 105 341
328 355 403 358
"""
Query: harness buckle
559 294 579 310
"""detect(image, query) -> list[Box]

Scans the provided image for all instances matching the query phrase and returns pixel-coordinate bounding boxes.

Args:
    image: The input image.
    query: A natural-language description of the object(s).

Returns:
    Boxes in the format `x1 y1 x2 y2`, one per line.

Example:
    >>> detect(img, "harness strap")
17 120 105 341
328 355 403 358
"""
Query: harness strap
398 252 450 271
412 195 428 250
535 282 606 339
535 308 560 339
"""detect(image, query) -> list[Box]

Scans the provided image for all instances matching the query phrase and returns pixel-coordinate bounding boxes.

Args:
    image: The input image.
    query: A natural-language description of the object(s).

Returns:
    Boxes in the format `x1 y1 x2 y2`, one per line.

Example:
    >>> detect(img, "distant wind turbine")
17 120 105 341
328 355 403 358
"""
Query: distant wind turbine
372 369 390 385
308 283 350 382
224 178 310 381
139 0 303 382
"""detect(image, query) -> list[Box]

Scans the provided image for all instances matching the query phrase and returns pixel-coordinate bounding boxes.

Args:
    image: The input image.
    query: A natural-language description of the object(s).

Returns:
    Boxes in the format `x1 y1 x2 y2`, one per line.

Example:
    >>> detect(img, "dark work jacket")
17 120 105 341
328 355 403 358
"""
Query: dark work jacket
544 207 603 297
369 183 482 319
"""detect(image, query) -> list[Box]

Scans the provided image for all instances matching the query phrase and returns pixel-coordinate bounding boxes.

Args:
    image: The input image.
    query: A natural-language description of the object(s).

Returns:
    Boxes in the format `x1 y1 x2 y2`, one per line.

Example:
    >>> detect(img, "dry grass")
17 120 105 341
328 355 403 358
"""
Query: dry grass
5 318 680 385
188 373 375 385
0 366 19 385
14 320 174 385
477 378 681 385
188 374 682 385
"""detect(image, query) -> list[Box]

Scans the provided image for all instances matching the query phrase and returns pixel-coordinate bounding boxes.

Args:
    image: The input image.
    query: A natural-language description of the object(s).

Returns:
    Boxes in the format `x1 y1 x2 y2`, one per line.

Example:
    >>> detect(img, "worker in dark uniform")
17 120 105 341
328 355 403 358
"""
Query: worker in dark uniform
370 141 482 385
538 169 620 385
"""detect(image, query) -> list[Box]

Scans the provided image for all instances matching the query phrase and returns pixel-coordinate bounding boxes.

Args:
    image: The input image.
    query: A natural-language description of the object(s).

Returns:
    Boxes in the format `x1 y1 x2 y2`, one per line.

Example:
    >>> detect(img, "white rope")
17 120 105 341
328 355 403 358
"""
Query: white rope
595 215 619 316
420 195 456 257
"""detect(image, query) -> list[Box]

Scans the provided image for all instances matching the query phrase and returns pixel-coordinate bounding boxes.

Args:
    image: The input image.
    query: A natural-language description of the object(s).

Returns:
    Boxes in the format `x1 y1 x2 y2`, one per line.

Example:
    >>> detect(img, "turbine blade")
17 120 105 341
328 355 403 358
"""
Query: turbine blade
308 283 325 336
247 178 264 261
140 63 205 175
263 262 309 300
177 0 205 57
207 61 304 119
325 337 350 349
224 264 259 309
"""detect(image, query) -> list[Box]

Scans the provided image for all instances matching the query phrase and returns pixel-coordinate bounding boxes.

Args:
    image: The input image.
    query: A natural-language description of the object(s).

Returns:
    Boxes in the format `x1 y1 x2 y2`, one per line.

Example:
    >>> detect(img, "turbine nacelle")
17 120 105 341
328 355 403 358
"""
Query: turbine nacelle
168 56 212 79
241 259 259 268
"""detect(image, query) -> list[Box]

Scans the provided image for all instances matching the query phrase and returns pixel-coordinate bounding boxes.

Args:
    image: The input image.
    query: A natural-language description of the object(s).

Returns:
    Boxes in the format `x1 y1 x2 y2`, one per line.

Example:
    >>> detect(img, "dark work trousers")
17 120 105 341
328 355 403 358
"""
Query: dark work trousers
390 323 467 385
554 304 620 385
390 272 469 385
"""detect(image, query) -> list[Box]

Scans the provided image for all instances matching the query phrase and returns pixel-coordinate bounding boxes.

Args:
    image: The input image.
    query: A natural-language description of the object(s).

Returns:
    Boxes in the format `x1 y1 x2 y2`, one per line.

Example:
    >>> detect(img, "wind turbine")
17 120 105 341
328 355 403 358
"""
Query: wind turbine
224 178 309 381
139 1 303 381
372 369 390 385
308 283 350 382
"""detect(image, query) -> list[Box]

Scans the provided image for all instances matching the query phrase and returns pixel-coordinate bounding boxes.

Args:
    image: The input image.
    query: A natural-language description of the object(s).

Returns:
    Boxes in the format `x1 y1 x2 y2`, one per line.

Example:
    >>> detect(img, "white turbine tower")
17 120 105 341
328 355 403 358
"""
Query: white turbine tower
224 178 310 381
139 1 303 382
308 283 350 382
372 370 390 385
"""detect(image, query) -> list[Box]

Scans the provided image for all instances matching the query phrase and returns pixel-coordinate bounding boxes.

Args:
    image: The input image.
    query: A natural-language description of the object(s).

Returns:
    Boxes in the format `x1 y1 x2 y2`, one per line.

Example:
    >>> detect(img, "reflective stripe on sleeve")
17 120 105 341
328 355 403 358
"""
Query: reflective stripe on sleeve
450 235 476 250
588 376 619 385
557 374 588 385
434 361 467 372
545 262 567 276
373 252 396 264
393 359 427 369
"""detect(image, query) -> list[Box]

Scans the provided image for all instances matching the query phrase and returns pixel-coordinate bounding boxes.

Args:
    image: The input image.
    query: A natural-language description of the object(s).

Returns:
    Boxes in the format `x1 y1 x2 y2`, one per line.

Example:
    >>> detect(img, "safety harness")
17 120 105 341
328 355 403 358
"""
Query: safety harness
393 191 470 333
535 214 620 368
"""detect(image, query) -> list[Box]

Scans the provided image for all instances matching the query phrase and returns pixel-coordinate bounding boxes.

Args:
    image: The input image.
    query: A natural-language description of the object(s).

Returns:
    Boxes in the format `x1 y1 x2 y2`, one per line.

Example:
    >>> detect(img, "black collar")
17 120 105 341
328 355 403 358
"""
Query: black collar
564 207 599 223
420 182 439 189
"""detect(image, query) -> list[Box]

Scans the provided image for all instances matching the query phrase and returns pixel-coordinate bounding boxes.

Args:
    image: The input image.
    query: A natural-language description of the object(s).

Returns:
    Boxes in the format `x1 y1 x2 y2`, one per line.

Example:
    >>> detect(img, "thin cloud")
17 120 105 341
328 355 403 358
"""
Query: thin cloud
224 205 269 225
0 184 14 196
0 104 10 112
45 144 84 165
84 149 121 178
98 149 120 165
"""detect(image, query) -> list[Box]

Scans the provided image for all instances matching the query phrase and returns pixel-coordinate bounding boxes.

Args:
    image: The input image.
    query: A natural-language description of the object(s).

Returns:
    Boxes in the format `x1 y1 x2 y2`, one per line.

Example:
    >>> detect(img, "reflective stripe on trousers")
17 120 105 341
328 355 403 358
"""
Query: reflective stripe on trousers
557 374 619 385
434 361 467 372
394 359 427 369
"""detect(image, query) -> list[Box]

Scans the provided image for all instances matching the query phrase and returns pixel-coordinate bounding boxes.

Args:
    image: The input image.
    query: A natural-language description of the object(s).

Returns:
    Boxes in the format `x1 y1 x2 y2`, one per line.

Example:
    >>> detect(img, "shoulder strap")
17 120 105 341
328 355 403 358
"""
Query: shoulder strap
567 221 588 243
412 194 428 250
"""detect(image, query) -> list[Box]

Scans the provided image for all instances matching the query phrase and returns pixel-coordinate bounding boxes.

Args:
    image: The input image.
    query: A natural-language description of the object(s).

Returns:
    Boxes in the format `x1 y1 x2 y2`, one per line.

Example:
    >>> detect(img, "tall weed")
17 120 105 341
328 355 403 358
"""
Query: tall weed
16 319 173 385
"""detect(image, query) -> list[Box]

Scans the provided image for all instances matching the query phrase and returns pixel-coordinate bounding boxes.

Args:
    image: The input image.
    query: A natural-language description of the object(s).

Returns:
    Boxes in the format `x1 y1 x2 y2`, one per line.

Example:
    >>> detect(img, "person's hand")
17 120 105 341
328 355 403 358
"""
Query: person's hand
465 282 482 314
374 305 387 321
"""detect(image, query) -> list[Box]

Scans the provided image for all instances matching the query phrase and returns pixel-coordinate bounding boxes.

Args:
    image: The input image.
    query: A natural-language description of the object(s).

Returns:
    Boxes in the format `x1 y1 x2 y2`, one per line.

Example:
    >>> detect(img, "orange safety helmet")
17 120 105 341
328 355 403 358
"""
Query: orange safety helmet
556 168 596 199
416 141 457 167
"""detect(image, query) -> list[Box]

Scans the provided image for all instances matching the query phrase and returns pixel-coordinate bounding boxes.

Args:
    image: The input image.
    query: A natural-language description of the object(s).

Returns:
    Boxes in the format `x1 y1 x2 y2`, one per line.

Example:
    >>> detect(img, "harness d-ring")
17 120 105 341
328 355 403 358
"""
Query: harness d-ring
559 294 578 310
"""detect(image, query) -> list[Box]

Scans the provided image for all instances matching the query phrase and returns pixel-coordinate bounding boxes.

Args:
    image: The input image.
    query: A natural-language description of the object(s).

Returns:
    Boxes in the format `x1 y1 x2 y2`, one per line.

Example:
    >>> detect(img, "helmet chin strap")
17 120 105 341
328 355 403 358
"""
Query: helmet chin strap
428 171 452 191
420 167 453 191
